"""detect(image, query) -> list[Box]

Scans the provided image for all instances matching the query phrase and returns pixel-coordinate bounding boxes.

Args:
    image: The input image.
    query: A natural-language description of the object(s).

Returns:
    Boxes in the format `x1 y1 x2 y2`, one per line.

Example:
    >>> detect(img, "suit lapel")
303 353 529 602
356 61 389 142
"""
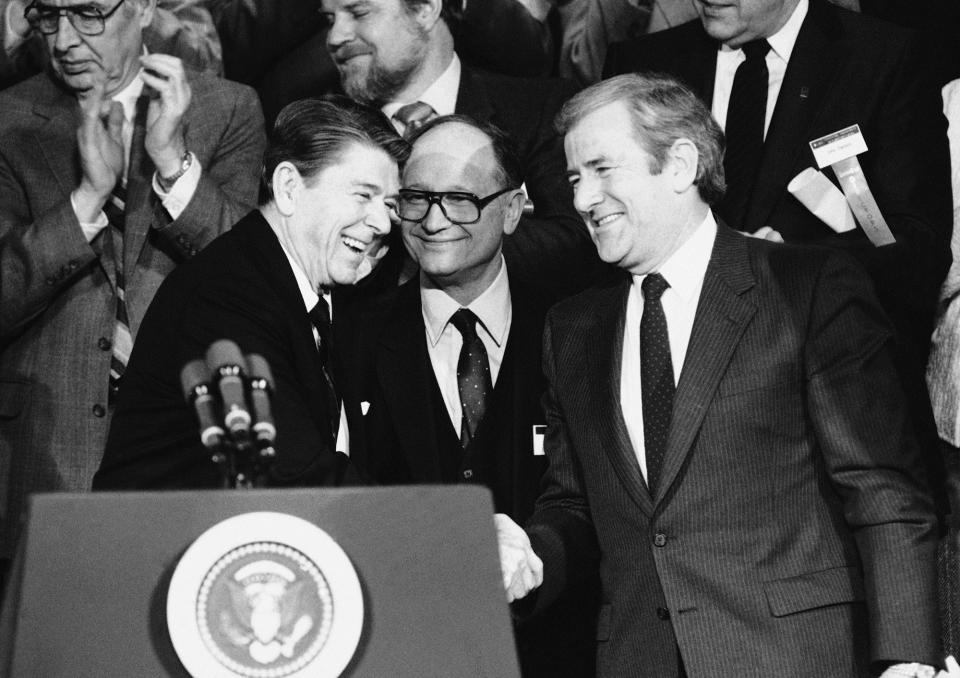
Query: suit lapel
454 66 496 123
653 224 756 506
745 0 841 228
377 283 444 481
123 95 155 279
592 277 656 516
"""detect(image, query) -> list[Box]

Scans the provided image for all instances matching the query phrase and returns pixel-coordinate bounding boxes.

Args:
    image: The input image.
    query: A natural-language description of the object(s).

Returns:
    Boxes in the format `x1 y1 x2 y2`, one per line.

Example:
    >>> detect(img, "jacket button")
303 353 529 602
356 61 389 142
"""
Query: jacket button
98 337 112 351
68 260 78 270
46 276 56 285
656 606 671 620
653 532 668 547
462 469 473 479
92 403 106 418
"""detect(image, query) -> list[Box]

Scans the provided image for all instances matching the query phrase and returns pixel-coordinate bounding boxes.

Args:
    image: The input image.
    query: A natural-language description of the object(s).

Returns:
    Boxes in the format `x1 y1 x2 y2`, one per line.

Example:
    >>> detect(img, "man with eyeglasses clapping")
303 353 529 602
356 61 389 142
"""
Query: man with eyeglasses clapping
0 0 264 579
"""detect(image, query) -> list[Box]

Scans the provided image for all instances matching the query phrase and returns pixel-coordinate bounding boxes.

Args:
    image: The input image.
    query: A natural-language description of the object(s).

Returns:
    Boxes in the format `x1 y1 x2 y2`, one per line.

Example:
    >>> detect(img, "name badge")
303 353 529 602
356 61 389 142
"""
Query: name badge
532 425 546 456
809 124 868 169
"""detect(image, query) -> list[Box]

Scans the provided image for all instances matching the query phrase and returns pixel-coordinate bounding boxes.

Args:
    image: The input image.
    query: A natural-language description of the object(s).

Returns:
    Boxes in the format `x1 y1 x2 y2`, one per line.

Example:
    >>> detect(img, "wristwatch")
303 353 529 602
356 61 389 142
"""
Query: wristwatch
157 151 193 192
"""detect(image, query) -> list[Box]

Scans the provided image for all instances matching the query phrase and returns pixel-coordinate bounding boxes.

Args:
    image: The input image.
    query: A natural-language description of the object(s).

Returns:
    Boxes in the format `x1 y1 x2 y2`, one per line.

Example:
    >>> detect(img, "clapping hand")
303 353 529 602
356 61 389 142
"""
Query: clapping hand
140 54 192 177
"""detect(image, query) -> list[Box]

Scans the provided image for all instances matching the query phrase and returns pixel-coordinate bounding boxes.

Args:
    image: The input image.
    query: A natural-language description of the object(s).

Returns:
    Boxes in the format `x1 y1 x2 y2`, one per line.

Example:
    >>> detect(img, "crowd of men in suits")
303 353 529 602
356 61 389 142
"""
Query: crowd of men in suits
1 0 958 676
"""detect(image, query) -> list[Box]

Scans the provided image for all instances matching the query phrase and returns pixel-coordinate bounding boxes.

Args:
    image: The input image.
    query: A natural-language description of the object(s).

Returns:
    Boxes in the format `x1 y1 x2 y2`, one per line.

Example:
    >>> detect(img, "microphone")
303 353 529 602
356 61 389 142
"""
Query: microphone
179 358 225 450
206 339 252 443
245 353 277 460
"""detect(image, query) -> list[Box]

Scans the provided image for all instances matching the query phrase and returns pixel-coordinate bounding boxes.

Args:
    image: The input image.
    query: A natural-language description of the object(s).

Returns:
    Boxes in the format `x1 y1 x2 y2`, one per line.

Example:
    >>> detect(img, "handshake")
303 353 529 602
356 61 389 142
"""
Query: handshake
494 513 543 602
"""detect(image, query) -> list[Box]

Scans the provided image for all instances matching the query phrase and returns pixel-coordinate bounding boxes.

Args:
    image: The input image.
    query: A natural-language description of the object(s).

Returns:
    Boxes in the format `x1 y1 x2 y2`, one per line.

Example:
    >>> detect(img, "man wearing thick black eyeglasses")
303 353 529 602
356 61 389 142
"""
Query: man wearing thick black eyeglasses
0 0 264 580
349 113 598 678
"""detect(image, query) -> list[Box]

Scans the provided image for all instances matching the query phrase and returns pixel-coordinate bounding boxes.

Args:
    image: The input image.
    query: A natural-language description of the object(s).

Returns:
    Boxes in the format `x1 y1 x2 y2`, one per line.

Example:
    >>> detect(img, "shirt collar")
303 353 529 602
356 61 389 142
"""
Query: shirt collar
421 255 511 347
718 0 807 61
639 210 717 304
276 236 320 314
111 72 144 124
765 0 807 62
382 53 461 121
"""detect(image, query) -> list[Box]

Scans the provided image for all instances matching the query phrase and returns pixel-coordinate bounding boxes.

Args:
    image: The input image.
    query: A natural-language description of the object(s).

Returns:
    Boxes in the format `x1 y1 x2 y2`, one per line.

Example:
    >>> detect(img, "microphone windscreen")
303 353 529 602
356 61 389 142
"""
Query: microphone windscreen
180 358 210 401
206 339 245 373
245 353 274 389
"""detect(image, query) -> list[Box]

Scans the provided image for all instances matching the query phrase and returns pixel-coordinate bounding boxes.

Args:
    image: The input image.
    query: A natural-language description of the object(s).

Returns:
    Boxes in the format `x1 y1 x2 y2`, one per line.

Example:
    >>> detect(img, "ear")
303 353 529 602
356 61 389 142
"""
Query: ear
411 0 443 31
272 162 303 217
665 138 699 194
138 0 157 29
501 188 524 236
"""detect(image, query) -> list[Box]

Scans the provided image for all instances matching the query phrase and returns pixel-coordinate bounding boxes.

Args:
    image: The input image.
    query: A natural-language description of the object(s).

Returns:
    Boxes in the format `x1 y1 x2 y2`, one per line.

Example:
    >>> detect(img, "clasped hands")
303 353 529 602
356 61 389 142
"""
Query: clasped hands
494 513 542 602
73 55 191 222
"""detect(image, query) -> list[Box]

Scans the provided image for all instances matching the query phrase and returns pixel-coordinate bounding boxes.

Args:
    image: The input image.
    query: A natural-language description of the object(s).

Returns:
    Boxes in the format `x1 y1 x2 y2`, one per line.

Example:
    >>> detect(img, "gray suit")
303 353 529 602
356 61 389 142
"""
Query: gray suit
0 70 265 559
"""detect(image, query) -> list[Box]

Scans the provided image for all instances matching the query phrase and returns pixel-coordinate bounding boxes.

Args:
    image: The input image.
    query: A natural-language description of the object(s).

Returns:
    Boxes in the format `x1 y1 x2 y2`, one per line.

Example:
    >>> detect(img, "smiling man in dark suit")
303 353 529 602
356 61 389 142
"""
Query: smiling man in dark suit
496 73 941 678
356 114 596 678
320 0 604 297
0 0 263 575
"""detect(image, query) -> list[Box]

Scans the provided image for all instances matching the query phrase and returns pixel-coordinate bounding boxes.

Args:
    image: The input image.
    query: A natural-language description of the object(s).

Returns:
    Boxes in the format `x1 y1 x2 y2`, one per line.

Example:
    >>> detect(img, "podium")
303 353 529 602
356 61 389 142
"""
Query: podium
0 486 521 677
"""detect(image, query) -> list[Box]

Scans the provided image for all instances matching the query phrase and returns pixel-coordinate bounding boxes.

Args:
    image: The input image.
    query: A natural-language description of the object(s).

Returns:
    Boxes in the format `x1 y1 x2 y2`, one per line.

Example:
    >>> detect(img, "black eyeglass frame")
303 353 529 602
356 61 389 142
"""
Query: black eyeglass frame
24 0 127 36
397 187 517 225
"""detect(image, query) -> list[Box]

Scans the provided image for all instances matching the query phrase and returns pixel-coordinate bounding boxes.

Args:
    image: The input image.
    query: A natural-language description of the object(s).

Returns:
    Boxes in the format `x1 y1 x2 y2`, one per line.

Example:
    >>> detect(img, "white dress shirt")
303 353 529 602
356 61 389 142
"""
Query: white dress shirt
382 54 461 136
74 69 202 242
421 257 512 433
712 0 808 138
620 212 716 480
277 237 350 455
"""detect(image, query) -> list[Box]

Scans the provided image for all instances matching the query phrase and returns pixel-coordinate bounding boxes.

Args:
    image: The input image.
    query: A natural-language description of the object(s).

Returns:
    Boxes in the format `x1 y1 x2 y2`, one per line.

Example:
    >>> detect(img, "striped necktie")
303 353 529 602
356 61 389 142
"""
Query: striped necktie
394 101 436 139
105 95 148 404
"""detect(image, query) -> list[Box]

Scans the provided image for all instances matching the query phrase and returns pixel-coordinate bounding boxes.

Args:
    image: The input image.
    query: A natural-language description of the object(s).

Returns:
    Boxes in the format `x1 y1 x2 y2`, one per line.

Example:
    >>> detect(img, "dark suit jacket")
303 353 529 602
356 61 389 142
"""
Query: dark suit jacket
604 0 952 365
355 274 597 678
0 71 264 557
525 224 940 677
93 210 362 490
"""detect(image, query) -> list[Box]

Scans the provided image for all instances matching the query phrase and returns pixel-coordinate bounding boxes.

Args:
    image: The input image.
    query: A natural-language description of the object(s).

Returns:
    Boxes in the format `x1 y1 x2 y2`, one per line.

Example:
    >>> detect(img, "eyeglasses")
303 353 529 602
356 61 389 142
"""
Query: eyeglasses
24 0 126 36
397 187 516 225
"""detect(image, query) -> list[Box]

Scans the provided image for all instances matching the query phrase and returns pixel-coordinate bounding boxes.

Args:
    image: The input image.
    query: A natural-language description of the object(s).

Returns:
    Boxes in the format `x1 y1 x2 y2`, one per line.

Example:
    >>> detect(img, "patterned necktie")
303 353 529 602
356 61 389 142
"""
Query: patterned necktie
450 308 493 449
640 273 675 496
721 39 771 228
394 101 436 139
309 297 341 444
105 95 148 404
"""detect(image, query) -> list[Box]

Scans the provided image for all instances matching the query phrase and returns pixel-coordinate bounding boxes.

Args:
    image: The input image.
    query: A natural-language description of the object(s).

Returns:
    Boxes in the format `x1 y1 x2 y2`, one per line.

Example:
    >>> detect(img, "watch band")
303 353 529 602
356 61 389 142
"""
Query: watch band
158 151 193 192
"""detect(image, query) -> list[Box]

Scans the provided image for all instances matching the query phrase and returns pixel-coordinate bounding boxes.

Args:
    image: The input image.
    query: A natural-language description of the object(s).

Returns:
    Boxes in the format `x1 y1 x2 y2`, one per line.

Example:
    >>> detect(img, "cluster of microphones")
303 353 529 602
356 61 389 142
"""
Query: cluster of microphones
179 339 277 488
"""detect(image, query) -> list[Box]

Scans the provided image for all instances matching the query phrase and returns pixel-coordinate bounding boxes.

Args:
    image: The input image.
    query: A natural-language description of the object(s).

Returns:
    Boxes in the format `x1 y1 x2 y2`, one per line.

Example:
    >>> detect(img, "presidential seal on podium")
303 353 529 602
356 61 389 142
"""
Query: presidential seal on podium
167 512 364 678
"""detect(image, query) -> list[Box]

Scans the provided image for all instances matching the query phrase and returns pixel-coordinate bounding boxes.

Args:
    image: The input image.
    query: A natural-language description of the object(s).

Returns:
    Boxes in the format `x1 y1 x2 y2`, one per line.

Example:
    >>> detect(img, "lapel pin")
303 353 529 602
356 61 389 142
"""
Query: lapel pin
361 401 370 415
800 86 809 100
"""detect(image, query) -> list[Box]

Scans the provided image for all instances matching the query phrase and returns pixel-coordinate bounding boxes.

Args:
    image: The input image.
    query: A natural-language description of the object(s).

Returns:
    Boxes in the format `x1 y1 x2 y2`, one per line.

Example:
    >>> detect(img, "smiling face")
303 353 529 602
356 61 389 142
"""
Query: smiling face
42 0 153 96
564 101 691 276
401 122 520 304
693 0 799 47
286 142 400 290
321 0 428 105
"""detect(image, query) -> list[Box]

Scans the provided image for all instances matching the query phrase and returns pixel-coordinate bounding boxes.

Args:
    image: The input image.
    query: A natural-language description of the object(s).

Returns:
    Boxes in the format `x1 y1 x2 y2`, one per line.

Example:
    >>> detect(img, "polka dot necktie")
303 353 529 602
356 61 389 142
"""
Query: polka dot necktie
393 101 437 139
640 273 675 495
450 308 493 449
721 38 771 228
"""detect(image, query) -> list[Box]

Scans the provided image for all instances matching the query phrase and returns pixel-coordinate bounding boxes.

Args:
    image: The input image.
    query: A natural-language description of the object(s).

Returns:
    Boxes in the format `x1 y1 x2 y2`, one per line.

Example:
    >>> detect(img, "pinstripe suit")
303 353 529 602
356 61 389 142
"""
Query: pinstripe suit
0 71 265 559
526 223 939 677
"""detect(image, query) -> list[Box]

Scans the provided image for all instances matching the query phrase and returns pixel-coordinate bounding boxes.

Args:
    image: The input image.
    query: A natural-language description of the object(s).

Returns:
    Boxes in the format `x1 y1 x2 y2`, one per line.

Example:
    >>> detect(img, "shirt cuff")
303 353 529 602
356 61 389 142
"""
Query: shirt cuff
70 191 109 243
152 153 202 220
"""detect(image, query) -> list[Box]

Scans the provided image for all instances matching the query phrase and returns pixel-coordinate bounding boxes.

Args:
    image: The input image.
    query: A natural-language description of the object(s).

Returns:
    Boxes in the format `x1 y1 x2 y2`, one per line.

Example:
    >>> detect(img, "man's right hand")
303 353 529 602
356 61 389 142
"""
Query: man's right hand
73 81 124 222
494 513 543 602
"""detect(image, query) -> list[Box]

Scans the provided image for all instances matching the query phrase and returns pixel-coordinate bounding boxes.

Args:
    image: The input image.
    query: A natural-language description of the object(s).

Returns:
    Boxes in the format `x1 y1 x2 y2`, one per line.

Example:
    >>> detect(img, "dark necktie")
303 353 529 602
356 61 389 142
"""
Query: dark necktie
450 308 493 449
394 101 436 139
104 95 148 404
640 273 675 496
309 297 341 444
721 39 771 228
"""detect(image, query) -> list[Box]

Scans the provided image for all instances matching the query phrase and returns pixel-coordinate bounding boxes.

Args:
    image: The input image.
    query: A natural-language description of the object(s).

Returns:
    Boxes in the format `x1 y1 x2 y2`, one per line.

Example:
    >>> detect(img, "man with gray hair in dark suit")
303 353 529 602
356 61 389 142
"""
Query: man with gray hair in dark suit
0 0 264 585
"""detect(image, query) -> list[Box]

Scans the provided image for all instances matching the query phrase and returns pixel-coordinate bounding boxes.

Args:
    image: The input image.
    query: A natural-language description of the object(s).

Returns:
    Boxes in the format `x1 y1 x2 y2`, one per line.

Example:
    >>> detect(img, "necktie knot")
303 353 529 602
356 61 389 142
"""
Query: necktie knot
309 298 332 330
741 39 771 61
394 101 436 138
641 273 670 302
450 308 480 341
